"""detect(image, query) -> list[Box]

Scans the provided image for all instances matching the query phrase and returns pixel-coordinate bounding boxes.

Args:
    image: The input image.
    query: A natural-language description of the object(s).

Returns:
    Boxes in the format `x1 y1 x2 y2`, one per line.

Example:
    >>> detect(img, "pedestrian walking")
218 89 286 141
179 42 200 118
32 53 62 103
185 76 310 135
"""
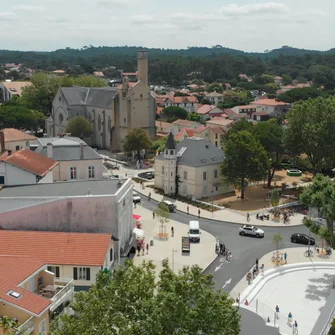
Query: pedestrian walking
255 257 259 268
246 271 252 285
171 226 174 237
293 320 298 334
198 209 200 218
284 252 288 264
260 264 264 274
148 192 151 201
247 212 250 222
153 211 155 219
146 243 149 254
244 299 249 306
275 305 280 319
137 245 141 256
187 205 189 215
287 312 293 325
216 240 220 254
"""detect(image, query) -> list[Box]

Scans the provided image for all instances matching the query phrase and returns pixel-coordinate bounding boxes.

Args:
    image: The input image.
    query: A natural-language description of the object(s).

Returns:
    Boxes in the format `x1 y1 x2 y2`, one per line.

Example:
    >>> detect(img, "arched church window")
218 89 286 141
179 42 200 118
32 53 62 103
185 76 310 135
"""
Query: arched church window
98 115 102 130
108 117 111 132
59 113 64 124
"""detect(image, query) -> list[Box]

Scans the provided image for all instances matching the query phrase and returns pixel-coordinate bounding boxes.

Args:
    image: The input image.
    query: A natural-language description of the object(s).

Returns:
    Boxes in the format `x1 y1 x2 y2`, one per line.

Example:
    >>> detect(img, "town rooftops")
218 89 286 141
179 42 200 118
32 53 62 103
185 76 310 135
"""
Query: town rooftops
206 117 234 127
0 255 51 315
197 104 218 115
0 179 128 198
174 128 194 141
172 119 200 127
0 149 58 177
251 99 289 106
59 86 117 108
0 128 37 142
1 81 32 96
35 137 102 161
205 91 223 97
166 96 198 103
157 137 224 167
0 231 112 266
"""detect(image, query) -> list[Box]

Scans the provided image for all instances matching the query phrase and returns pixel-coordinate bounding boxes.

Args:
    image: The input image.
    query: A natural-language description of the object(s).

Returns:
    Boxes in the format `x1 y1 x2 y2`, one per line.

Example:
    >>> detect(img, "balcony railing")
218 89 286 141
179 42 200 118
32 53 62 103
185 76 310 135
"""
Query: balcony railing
50 278 74 311
15 316 34 335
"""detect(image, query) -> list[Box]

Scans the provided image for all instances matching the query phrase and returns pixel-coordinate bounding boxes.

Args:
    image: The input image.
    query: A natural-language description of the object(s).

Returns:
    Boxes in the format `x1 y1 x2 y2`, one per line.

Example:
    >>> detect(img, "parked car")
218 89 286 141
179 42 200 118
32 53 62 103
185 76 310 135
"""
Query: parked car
291 233 315 245
239 225 264 238
133 193 141 204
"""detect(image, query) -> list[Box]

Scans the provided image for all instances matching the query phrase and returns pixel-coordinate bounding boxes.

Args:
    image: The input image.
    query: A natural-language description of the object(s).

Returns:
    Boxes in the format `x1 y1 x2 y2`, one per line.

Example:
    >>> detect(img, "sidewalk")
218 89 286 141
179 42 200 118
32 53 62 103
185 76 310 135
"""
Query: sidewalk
132 205 217 275
230 246 335 301
132 182 304 227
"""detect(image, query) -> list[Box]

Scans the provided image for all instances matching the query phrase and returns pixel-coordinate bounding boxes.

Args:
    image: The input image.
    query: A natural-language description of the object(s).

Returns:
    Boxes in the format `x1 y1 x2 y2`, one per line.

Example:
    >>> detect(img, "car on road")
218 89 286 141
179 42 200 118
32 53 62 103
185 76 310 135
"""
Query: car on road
291 233 315 245
239 225 264 238
162 200 176 212
133 193 141 204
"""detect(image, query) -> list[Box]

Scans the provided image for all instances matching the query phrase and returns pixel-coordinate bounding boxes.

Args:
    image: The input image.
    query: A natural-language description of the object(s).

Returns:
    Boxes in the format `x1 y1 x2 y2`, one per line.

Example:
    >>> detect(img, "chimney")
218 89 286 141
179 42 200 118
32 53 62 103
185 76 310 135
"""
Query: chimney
80 143 84 159
0 131 4 154
137 50 148 86
47 143 53 158
25 140 30 150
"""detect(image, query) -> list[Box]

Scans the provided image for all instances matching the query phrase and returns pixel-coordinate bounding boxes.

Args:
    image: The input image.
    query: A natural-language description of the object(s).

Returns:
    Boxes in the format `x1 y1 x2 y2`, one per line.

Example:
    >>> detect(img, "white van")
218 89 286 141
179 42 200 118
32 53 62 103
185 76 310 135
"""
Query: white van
189 221 201 242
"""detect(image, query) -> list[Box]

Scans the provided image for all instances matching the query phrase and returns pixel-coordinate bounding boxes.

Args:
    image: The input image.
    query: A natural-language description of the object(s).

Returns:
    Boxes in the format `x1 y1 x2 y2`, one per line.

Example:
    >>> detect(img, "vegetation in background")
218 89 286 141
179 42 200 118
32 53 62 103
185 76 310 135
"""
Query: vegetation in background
66 116 93 138
123 128 153 160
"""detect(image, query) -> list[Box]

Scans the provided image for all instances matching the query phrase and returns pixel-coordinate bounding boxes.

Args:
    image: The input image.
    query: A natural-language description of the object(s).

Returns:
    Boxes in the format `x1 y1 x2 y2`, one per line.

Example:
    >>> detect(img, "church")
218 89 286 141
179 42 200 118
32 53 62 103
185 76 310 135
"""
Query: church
46 51 156 152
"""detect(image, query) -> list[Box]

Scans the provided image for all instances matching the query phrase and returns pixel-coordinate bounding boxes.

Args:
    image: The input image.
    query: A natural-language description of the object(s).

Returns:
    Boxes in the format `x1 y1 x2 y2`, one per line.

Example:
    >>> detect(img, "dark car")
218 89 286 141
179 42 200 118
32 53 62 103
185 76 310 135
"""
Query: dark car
291 233 315 245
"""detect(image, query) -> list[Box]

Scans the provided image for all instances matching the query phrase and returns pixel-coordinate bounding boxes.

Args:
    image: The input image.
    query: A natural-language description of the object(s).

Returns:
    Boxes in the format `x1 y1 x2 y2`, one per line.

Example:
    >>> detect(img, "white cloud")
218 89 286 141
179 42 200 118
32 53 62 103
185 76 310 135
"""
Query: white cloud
99 0 139 6
13 5 45 12
130 15 155 24
218 2 289 15
0 12 16 21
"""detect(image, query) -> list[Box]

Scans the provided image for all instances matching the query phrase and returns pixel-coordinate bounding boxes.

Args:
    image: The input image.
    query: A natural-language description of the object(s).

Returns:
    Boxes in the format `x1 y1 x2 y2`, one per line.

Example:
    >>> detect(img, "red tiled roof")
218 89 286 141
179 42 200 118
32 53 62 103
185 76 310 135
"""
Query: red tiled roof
0 231 112 266
209 126 226 134
0 148 58 177
194 125 208 133
0 128 36 142
257 95 269 100
174 128 194 141
166 96 198 104
197 104 217 115
251 99 289 106
222 109 237 117
157 107 163 115
206 117 234 127
155 120 173 129
0 255 51 315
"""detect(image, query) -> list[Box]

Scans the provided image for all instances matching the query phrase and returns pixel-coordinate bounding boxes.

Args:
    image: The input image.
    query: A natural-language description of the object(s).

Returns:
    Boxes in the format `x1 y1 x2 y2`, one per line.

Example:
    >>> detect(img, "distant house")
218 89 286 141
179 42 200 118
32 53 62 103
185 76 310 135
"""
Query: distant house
93 71 104 77
205 91 224 106
172 119 201 132
193 125 226 149
154 134 234 199
35 136 104 182
164 96 198 112
0 81 32 102
0 148 58 186
251 112 271 122
250 99 290 117
274 76 283 85
0 230 115 290
232 105 257 117
155 120 178 137
52 70 66 75
205 117 234 131
197 104 223 121
222 109 240 120
0 128 37 152
174 128 195 141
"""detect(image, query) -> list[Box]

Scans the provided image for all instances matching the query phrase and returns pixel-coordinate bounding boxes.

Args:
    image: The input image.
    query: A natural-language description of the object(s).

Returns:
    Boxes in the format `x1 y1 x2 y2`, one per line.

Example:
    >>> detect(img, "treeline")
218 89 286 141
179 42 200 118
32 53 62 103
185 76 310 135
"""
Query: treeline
1 46 335 88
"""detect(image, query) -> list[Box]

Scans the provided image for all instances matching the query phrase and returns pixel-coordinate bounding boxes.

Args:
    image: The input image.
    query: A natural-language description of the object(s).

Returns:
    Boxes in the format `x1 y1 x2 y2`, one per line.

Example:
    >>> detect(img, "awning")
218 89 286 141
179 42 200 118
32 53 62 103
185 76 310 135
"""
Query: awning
133 214 141 221
133 228 145 237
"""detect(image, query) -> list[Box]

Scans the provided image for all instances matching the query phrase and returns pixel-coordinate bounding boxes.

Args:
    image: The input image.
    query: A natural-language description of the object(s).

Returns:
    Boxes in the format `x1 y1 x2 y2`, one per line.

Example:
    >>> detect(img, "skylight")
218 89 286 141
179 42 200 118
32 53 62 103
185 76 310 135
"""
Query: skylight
177 147 187 157
8 291 22 299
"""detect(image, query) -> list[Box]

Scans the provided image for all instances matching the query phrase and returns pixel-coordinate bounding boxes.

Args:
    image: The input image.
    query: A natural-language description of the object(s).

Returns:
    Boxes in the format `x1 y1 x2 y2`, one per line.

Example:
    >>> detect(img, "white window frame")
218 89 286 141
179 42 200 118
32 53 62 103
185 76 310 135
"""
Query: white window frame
39 319 47 335
78 267 87 280
70 167 77 180
88 166 95 179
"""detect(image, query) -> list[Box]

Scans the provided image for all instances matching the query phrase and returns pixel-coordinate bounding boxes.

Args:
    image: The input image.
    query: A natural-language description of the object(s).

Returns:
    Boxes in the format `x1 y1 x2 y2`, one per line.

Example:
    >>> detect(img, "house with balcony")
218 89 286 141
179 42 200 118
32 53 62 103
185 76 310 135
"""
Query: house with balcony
205 91 224 106
34 136 104 182
0 128 37 153
0 255 74 335
154 133 234 199
250 99 290 117
193 125 226 149
231 105 257 117
0 231 115 291
164 96 198 112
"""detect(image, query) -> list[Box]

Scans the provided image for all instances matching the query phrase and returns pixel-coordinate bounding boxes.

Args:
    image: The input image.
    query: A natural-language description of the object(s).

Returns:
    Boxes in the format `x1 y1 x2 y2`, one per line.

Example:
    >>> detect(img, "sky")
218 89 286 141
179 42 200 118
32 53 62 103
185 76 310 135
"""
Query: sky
0 0 334 52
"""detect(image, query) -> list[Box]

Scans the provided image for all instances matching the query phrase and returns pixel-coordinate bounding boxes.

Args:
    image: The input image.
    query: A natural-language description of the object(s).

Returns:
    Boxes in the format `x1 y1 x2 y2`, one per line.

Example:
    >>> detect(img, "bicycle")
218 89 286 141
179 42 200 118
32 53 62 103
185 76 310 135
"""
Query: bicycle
304 249 314 257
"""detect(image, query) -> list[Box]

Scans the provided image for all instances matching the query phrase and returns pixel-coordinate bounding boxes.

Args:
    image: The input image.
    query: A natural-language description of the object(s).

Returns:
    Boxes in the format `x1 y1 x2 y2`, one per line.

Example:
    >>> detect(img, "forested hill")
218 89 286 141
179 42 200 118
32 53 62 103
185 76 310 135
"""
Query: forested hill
1 45 335 87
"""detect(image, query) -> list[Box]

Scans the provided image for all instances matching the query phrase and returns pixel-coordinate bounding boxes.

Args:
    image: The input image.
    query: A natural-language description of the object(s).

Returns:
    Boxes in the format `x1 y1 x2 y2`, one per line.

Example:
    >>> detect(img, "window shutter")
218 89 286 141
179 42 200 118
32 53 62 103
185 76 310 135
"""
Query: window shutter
110 248 113 261
73 267 78 280
55 267 60 278
47 266 51 272
86 268 91 281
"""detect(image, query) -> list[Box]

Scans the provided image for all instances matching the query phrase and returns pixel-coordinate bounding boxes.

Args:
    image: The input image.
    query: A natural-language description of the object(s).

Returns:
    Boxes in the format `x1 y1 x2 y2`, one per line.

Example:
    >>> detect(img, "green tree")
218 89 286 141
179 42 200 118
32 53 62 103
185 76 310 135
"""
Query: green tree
187 112 201 122
300 174 335 247
281 74 292 85
225 118 254 141
255 74 275 84
253 119 283 187
155 202 171 233
270 189 280 207
123 128 153 160
272 233 283 254
162 106 187 120
263 83 278 94
66 116 93 138
221 131 268 199
52 260 240 335
285 96 335 174
278 87 327 103
207 82 224 93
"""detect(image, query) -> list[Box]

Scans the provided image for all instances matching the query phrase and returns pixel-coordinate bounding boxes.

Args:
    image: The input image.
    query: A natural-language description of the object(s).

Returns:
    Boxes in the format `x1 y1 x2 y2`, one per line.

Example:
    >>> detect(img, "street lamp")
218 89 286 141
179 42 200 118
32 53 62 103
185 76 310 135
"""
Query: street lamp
172 249 177 272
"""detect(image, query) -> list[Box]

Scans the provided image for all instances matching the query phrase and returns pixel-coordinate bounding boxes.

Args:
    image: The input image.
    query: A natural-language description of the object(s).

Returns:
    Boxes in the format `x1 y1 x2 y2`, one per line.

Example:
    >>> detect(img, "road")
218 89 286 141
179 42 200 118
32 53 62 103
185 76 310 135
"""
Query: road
139 196 314 293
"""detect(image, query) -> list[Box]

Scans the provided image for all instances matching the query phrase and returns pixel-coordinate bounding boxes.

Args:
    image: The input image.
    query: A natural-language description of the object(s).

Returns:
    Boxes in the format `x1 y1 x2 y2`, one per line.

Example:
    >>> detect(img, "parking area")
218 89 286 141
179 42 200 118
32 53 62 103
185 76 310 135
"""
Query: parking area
247 268 335 334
